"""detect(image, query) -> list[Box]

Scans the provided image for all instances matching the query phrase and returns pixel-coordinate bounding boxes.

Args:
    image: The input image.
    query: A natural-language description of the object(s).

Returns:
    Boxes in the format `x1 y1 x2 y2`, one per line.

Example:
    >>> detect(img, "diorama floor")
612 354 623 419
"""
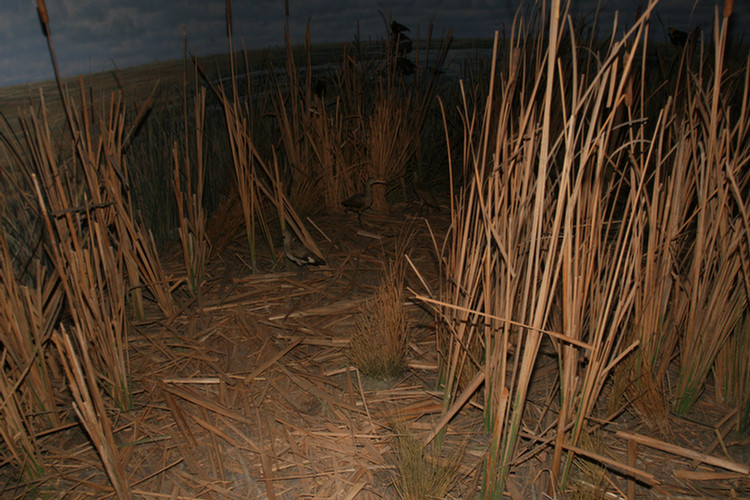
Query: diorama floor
2 204 748 500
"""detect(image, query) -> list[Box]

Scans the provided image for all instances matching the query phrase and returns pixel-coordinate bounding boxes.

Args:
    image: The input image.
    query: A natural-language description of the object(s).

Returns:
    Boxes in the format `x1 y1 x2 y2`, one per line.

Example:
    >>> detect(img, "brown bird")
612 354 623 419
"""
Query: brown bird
282 228 325 268
668 27 689 47
342 177 386 224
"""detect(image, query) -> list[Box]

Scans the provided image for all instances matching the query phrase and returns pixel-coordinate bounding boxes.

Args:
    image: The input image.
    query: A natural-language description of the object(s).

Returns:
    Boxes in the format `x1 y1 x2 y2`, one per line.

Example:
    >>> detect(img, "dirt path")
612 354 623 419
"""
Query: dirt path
33 209 479 499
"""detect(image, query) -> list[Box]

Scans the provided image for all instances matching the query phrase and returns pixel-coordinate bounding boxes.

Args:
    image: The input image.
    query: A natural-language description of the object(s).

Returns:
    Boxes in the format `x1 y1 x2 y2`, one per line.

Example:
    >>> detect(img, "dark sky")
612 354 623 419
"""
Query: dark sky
0 0 745 87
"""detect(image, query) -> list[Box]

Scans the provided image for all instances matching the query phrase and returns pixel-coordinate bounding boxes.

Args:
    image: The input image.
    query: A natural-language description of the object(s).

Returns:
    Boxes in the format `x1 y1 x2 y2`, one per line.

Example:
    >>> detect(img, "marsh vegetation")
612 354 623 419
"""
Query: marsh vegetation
0 0 748 498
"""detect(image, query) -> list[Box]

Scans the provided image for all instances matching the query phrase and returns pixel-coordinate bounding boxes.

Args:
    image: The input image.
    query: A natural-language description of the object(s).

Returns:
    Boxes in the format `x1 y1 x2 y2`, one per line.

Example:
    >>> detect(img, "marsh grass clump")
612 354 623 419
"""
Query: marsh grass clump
0 234 63 484
390 422 463 500
349 263 409 379
713 311 750 433
566 427 608 500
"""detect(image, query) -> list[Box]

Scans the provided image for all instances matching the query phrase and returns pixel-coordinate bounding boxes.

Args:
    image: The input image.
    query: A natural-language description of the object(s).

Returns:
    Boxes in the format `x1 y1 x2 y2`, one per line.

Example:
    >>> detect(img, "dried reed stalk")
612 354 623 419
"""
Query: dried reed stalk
713 312 750 432
217 65 325 267
217 14 270 271
349 259 409 379
626 104 687 434
426 0 678 494
267 22 318 215
0 368 44 483
551 8 668 484
219 89 264 270
30 61 171 324
304 97 350 213
215 14 327 266
27 88 132 410
672 10 750 415
434 19 561 494
0 2 172 488
0 236 63 421
0 233 62 482
53 326 133 500
390 421 462 500
173 87 210 296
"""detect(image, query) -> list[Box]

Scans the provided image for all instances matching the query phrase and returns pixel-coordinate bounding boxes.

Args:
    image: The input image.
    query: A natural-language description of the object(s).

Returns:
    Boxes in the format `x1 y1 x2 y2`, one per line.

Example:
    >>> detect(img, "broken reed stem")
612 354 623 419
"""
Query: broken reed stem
27 87 133 411
616 430 750 475
53 326 133 500
424 0 750 494
0 235 62 483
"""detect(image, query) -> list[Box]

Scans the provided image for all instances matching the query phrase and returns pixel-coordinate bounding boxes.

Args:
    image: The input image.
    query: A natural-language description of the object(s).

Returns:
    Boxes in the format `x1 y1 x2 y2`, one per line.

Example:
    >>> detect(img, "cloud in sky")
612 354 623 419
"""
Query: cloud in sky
0 0 747 87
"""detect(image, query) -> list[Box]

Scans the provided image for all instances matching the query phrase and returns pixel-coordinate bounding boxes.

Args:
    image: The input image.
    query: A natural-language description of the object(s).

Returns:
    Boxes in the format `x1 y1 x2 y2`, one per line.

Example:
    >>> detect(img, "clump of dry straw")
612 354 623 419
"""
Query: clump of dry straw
349 262 409 379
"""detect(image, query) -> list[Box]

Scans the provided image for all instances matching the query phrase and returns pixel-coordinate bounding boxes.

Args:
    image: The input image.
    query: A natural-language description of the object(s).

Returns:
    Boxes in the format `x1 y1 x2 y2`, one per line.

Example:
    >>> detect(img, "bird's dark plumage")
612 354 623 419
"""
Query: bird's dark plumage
313 79 327 98
668 27 689 47
282 228 325 267
391 20 410 34
342 178 386 224
396 57 416 76
395 35 413 55
390 20 412 55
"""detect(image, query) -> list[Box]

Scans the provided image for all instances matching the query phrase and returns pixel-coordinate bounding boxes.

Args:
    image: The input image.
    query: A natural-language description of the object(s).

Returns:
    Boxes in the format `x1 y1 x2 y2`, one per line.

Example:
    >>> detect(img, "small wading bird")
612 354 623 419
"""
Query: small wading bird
282 228 325 269
668 27 689 47
342 177 386 224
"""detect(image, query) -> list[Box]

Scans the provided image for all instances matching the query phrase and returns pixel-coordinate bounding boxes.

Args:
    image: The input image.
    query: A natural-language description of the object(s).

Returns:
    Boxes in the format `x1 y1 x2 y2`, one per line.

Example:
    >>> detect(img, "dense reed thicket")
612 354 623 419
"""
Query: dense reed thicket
409 0 749 495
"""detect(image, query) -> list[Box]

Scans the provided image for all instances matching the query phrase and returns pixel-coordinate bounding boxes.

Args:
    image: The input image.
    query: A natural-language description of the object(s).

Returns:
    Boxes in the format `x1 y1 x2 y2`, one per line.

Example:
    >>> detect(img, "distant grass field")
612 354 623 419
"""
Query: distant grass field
0 38 492 124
